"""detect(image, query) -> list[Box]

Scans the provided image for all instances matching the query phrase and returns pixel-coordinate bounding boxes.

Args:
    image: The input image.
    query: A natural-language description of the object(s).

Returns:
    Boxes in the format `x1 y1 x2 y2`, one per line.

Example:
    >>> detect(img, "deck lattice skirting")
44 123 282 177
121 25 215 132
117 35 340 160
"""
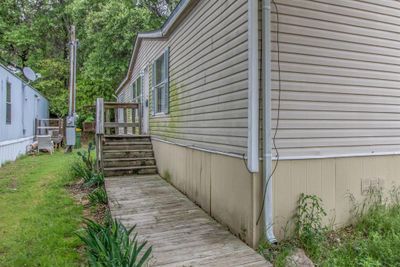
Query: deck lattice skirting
105 175 271 267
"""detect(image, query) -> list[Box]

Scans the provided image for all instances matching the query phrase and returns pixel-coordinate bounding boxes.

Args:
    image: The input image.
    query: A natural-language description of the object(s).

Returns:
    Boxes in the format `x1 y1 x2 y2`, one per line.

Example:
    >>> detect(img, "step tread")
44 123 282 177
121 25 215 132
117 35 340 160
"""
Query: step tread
104 135 151 138
103 149 153 153
103 142 152 145
103 157 155 161
104 165 157 171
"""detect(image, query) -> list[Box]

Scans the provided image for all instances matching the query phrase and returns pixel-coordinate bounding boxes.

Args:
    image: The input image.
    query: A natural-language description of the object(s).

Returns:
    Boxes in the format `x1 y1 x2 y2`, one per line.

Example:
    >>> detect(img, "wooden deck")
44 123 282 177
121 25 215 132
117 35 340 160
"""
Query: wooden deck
105 175 271 267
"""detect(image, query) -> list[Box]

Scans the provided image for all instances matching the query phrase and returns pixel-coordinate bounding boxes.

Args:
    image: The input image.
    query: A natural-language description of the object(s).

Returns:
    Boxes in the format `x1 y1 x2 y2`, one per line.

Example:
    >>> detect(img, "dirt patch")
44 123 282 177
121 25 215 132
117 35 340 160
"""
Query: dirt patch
67 179 91 206
66 179 109 224
326 225 356 246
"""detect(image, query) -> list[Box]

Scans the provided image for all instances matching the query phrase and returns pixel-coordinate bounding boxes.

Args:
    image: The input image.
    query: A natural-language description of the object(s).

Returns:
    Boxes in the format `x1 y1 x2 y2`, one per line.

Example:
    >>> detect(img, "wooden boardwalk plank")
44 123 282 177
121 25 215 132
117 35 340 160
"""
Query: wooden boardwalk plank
105 175 271 267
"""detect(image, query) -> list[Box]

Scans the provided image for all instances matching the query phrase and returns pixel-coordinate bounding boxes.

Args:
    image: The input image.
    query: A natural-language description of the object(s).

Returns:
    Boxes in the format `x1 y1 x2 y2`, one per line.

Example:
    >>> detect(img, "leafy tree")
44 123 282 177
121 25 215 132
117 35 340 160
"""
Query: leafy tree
135 0 181 18
0 0 178 120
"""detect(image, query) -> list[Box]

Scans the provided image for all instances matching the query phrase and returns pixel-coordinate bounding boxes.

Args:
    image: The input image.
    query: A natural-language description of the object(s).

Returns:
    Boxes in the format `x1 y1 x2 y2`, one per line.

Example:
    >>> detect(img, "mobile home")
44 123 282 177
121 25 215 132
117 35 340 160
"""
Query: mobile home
117 0 400 247
0 64 49 166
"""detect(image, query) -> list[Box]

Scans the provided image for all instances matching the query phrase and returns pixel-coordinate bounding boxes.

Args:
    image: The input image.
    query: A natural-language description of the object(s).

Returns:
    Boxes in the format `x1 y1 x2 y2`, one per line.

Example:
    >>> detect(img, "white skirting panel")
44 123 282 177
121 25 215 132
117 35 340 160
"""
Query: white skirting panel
0 136 34 166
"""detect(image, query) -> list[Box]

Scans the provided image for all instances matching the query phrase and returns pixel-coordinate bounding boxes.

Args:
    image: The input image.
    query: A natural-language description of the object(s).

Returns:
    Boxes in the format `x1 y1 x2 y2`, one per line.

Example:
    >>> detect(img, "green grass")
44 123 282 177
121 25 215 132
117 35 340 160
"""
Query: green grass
260 191 400 267
0 151 84 266
321 204 400 266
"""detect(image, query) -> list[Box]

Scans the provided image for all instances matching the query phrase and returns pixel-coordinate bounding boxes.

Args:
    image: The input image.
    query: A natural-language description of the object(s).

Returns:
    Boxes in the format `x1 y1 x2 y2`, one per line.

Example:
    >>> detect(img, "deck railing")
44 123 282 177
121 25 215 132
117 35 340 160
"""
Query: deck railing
95 98 141 171
35 118 64 145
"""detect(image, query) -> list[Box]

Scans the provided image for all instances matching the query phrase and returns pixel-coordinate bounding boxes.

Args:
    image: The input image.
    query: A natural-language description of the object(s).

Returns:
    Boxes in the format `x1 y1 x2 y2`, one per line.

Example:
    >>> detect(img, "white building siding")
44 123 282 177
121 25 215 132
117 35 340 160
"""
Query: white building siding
270 0 400 159
0 64 49 165
120 0 249 155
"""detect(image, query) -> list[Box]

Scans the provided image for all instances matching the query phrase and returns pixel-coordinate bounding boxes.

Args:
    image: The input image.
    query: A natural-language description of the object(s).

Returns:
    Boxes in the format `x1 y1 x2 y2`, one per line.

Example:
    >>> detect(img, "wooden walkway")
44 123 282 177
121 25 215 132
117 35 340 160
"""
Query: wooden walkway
105 175 271 267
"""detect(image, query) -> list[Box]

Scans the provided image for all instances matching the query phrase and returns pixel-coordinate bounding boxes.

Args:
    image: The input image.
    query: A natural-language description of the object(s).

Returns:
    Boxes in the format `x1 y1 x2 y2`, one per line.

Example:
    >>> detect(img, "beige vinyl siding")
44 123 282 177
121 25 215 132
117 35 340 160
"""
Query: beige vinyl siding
120 0 249 155
270 0 400 159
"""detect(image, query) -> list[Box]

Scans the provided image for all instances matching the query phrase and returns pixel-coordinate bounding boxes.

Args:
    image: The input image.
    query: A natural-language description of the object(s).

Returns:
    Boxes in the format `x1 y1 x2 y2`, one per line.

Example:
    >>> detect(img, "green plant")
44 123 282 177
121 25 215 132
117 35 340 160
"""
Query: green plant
295 193 327 258
88 187 108 205
71 161 93 183
296 194 327 237
72 146 104 188
349 187 386 220
77 218 152 267
258 238 294 267
83 173 105 188
77 143 95 172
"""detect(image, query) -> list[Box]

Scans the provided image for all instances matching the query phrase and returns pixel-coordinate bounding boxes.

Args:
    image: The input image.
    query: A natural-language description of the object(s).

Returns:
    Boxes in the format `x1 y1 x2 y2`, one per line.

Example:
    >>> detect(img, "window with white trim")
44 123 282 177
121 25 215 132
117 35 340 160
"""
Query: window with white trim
132 76 142 104
152 47 169 115
6 81 11 124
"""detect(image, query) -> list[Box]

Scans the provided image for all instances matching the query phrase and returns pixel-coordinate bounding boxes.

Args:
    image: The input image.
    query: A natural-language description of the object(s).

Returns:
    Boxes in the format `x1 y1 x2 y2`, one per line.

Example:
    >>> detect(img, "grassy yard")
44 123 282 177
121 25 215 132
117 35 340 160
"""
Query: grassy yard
0 152 83 266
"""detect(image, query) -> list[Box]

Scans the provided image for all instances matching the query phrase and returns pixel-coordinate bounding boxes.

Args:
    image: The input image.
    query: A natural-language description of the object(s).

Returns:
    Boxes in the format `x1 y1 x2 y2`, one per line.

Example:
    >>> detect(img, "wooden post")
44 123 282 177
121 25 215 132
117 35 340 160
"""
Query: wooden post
114 107 118 135
105 108 110 135
95 98 104 172
132 108 136 134
138 103 142 135
58 118 62 139
35 118 38 136
124 108 128 135
96 98 104 135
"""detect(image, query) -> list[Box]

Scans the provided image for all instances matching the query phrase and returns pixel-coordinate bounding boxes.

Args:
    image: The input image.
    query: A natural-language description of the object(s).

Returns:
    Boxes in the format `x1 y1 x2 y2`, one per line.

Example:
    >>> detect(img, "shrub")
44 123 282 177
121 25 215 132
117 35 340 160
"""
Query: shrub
77 219 152 267
71 145 104 188
88 188 108 205
295 193 327 259
71 161 93 183
77 143 96 172
83 173 104 188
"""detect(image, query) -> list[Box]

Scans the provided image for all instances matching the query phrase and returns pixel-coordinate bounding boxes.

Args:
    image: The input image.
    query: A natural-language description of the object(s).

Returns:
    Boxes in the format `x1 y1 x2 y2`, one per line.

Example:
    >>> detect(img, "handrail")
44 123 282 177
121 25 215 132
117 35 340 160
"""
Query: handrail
95 97 142 171
35 118 64 142
104 102 139 108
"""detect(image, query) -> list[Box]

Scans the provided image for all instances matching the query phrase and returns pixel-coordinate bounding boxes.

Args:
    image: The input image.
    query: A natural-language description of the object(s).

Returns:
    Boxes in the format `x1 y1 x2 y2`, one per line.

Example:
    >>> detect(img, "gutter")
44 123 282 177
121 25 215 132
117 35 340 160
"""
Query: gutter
247 0 259 172
263 0 277 243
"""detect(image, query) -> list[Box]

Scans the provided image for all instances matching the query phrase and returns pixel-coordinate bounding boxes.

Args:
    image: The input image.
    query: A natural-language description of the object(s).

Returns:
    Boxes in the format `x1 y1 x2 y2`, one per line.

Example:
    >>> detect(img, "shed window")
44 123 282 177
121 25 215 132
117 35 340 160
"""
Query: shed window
6 81 11 124
152 47 169 115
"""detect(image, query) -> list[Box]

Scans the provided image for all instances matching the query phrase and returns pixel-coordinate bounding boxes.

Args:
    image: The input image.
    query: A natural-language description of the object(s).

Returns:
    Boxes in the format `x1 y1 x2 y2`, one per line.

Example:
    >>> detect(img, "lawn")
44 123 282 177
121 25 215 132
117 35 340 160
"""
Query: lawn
0 151 84 266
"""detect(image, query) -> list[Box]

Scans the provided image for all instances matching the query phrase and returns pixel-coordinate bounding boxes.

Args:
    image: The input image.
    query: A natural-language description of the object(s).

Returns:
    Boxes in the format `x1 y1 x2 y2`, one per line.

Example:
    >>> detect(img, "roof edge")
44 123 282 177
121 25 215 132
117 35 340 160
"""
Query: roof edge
116 0 198 94
0 63 48 101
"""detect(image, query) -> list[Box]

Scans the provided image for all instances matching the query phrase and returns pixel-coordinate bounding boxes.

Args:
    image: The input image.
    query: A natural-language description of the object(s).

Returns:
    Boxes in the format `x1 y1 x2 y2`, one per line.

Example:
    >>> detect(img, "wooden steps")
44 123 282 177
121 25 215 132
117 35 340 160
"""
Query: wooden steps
101 135 157 177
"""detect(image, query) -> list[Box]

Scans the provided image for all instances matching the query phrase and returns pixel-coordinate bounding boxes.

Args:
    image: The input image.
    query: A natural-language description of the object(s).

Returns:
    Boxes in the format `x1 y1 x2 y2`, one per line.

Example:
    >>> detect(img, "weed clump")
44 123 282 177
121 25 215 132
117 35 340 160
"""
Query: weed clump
259 186 400 266
295 193 327 260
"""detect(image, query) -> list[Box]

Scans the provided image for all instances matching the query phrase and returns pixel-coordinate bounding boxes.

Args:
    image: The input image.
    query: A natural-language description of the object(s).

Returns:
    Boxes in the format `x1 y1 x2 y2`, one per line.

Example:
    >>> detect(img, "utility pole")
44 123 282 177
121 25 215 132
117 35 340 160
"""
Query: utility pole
65 25 78 153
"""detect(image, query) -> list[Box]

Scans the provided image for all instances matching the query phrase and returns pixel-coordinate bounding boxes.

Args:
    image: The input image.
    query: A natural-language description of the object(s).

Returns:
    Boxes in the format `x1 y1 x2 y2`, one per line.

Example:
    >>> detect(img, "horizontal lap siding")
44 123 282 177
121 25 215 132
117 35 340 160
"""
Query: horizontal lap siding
271 0 400 158
119 0 249 155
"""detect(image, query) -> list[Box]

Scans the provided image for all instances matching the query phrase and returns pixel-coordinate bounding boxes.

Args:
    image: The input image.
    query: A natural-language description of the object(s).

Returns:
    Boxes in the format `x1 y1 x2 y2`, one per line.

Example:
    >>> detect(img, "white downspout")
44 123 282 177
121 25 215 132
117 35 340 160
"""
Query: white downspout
263 0 277 243
247 0 259 172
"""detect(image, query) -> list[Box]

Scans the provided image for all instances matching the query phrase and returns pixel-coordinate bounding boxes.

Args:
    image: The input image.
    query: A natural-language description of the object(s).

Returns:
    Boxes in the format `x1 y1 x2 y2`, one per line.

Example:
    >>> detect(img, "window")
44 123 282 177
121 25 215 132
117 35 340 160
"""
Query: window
6 81 11 124
152 47 169 115
132 76 142 104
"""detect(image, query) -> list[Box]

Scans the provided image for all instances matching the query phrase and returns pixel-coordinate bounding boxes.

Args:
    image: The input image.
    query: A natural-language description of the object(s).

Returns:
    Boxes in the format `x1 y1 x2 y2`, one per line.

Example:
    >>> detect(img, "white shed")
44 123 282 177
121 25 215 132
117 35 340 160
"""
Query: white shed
0 64 49 166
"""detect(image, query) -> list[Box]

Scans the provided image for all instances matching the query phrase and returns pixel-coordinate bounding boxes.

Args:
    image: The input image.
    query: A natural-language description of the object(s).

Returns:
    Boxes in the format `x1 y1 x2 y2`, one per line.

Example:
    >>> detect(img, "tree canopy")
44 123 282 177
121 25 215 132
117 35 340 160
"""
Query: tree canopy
0 0 178 121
